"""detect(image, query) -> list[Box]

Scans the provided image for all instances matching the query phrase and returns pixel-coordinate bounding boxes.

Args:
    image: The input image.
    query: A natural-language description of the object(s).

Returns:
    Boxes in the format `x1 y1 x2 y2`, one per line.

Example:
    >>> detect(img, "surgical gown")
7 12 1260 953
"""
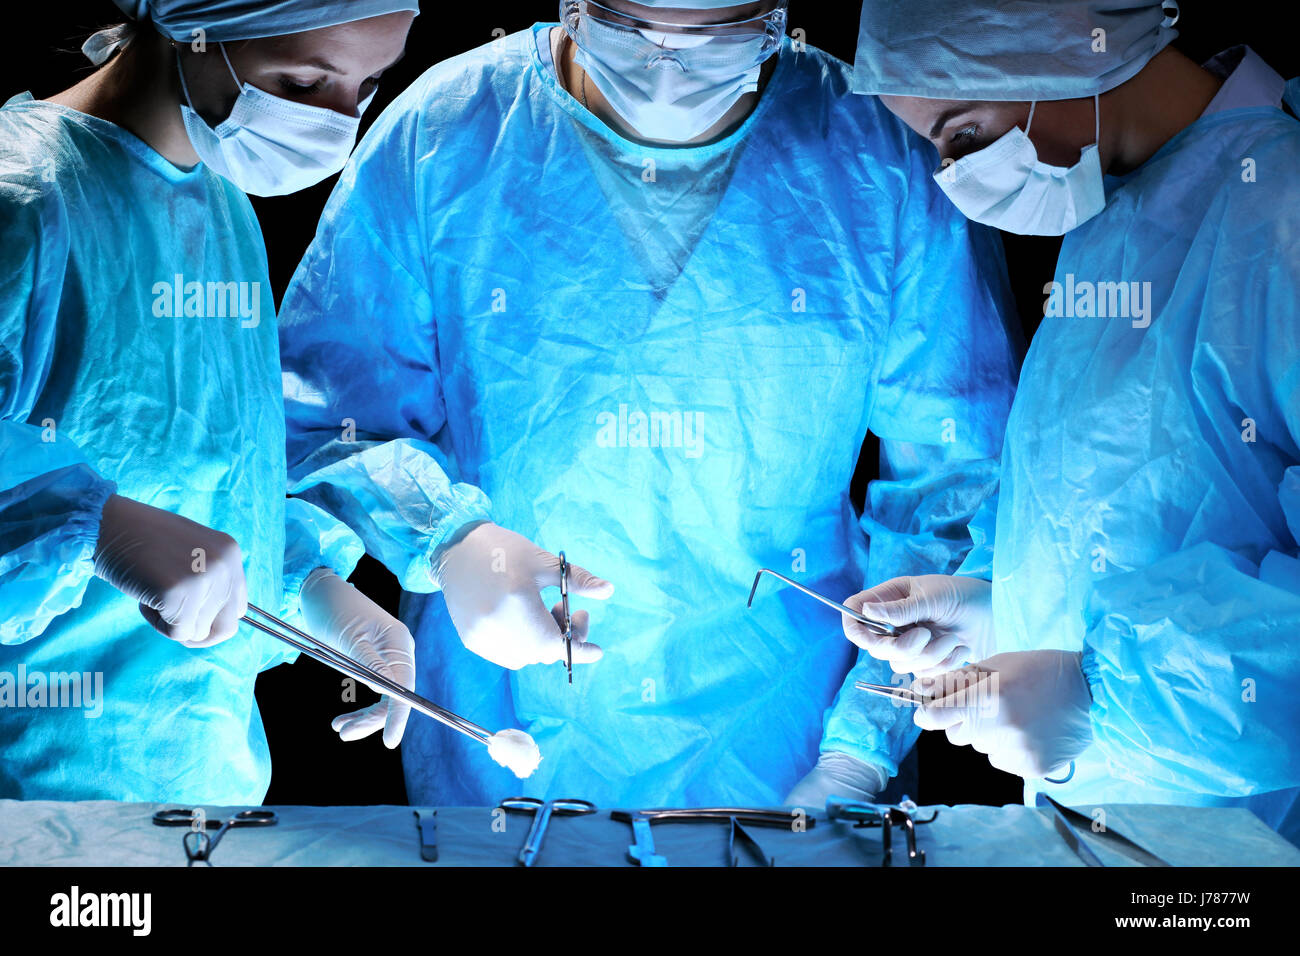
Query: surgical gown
280 27 1020 805
988 73 1300 842
0 94 362 803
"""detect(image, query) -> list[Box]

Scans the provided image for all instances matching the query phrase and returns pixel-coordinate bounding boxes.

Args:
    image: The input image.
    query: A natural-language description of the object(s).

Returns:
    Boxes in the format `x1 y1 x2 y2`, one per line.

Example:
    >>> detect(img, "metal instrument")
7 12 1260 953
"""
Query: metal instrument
747 568 898 637
241 603 491 745
559 551 573 684
626 817 667 867
825 797 938 867
414 809 439 862
152 807 278 866
855 680 932 705
612 807 815 829
729 817 776 867
497 797 597 867
1035 793 1170 867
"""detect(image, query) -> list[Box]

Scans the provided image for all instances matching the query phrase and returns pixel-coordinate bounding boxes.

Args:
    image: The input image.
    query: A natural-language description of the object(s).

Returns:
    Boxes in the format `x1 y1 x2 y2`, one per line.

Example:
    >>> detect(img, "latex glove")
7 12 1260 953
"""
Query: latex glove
784 751 887 807
912 650 1092 779
93 493 248 647
432 522 613 670
299 567 416 748
843 574 995 678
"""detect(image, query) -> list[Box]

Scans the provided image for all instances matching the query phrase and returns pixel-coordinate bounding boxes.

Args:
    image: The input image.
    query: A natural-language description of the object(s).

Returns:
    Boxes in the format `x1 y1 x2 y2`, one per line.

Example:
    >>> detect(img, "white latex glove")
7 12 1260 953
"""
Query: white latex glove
912 650 1092 779
299 567 416 748
843 574 995 678
784 752 887 807
93 493 248 647
432 522 613 670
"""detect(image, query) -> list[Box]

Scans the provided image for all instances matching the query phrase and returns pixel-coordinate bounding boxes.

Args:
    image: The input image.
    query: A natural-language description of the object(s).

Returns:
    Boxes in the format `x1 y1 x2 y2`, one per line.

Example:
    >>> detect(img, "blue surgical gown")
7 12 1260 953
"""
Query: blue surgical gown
0 94 362 803
989 84 1300 842
280 27 1020 806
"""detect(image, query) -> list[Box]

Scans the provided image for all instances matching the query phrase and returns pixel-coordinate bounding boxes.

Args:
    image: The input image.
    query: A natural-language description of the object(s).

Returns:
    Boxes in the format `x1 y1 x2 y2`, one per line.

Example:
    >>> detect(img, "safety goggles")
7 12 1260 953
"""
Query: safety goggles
560 0 788 71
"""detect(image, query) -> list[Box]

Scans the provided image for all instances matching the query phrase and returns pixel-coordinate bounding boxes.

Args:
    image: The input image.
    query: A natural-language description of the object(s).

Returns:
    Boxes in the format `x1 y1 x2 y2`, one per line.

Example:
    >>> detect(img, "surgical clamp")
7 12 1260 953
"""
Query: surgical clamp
747 568 898 637
152 807 277 866
826 797 938 867
498 797 597 867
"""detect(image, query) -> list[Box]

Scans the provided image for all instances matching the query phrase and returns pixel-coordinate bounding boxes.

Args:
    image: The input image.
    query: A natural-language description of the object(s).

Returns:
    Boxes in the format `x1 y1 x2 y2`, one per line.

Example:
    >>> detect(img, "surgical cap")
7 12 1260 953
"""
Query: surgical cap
108 0 418 43
598 1 787 11
852 0 1180 101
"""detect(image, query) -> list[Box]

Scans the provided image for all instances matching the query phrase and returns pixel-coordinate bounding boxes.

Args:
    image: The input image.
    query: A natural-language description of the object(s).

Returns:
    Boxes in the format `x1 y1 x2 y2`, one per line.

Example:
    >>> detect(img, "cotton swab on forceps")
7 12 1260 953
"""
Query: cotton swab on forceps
240 603 542 778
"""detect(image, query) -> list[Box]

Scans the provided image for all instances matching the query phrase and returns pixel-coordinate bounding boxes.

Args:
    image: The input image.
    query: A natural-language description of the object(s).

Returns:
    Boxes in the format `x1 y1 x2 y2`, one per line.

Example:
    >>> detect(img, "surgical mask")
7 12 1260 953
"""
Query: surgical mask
934 95 1105 236
568 12 779 143
176 44 375 197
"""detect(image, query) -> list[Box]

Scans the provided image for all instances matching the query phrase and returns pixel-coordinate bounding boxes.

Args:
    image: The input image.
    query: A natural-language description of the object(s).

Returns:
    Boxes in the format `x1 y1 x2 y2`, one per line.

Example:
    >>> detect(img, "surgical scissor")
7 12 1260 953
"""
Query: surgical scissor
559 551 573 684
240 603 492 746
152 807 278 866
497 796 597 867
747 568 898 637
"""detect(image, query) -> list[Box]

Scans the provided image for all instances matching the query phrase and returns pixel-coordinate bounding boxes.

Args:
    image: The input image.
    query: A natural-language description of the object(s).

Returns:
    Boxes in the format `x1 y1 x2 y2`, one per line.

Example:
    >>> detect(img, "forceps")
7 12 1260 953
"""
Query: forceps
855 680 932 705
152 807 277 866
241 603 491 746
747 568 898 637
559 551 573 684
497 797 597 867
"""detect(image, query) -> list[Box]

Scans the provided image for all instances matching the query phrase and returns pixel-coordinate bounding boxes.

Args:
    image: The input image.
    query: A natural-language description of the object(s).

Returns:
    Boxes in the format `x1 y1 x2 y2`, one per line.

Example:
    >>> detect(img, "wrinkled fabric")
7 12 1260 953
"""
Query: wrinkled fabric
107 0 418 42
987 97 1300 843
0 94 362 802
280 26 1019 806
852 0 1179 101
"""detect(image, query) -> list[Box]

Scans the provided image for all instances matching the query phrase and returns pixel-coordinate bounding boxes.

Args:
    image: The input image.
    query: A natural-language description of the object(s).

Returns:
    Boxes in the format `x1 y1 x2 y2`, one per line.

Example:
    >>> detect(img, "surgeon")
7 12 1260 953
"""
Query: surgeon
847 0 1300 842
0 0 418 803
279 0 1021 807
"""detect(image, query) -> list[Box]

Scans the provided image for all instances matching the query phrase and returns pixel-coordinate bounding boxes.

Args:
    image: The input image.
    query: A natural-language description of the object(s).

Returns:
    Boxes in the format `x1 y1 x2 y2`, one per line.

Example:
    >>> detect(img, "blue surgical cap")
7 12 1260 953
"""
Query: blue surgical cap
852 0 1180 101
110 0 419 43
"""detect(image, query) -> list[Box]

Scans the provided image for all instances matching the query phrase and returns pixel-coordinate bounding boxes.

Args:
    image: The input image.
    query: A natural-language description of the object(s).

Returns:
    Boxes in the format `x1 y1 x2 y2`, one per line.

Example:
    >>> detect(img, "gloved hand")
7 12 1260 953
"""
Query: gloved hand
432 522 613 670
912 650 1093 779
93 493 248 647
843 574 995 677
784 751 887 807
299 567 415 748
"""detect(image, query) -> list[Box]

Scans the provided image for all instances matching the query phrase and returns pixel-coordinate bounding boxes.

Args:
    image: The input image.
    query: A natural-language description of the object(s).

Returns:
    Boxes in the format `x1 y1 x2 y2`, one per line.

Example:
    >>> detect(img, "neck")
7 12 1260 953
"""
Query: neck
47 32 200 168
1103 46 1223 176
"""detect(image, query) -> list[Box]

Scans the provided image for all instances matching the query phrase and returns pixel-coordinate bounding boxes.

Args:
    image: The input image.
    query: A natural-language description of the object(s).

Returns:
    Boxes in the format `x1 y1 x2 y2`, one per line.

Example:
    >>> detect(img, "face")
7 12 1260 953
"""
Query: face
179 11 414 126
880 94 1097 169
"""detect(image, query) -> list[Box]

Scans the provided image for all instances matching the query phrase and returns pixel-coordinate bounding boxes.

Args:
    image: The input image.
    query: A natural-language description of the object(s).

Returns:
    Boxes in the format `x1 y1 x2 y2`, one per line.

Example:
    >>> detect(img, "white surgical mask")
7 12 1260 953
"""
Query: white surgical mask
177 44 374 197
570 16 775 143
934 95 1105 236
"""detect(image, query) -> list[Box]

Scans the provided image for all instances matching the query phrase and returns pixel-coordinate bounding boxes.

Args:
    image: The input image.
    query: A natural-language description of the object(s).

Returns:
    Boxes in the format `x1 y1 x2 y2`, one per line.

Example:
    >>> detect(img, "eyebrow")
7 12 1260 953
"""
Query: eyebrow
928 102 981 140
296 48 407 76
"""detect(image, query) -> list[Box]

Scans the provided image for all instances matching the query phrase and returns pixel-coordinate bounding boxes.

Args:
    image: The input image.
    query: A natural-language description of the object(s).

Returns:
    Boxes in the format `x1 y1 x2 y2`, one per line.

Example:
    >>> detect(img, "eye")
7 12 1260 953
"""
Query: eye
279 76 325 95
950 123 979 144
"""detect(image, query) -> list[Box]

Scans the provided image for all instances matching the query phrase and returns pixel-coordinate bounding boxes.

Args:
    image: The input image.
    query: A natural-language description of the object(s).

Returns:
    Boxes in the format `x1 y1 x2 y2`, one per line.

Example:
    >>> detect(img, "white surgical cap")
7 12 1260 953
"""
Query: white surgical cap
852 0 1180 101
85 0 418 63
603 1 786 11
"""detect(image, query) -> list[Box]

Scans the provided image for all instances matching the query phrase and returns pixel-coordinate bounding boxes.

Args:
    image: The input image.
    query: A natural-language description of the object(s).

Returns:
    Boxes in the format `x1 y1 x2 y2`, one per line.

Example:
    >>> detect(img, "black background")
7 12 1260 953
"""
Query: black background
6 1 1293 808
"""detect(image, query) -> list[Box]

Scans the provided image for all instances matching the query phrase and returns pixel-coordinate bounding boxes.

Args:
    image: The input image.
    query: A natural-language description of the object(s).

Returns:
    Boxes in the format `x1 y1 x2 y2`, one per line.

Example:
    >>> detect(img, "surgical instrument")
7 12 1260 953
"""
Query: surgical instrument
747 568 898 637
497 797 597 867
611 807 816 829
559 551 573 684
241 603 491 746
826 797 937 867
1035 793 1170 867
729 817 776 867
626 817 668 867
855 680 932 705
152 807 277 866
414 809 439 863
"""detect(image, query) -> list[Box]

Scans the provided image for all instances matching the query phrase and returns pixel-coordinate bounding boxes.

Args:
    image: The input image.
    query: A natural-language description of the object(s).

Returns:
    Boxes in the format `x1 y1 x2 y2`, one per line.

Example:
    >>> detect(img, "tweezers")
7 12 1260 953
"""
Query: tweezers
855 680 931 705
747 568 898 637
241 603 491 744
611 808 816 829
1036 793 1170 867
